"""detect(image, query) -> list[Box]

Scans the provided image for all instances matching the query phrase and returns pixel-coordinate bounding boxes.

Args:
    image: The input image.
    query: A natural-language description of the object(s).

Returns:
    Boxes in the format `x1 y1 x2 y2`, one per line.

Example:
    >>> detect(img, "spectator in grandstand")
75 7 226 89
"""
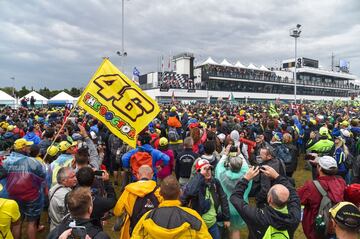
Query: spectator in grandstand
121 132 170 183
47 187 110 239
181 159 230 239
175 137 199 186
329 202 360 239
113 165 161 239
76 167 116 228
2 138 46 239
0 184 21 239
215 145 251 239
132 175 211 238
297 156 346 239
48 167 77 231
231 165 301 239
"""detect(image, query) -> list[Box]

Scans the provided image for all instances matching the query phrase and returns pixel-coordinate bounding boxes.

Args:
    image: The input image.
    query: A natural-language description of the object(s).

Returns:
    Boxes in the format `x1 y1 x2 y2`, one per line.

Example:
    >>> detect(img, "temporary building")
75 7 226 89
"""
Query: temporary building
234 61 246 68
48 91 76 105
199 57 219 66
259 65 271 72
0 90 16 107
220 59 233 67
247 63 259 70
20 91 48 105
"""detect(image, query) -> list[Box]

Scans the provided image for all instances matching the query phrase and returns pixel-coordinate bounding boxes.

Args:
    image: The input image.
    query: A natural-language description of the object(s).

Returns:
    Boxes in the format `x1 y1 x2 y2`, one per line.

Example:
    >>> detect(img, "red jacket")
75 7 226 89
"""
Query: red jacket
297 175 346 239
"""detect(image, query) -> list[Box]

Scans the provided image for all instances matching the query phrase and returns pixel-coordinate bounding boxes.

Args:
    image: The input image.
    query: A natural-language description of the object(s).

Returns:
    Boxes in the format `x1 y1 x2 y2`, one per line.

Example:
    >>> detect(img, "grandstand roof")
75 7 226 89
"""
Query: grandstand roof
220 59 233 67
259 65 270 71
247 63 258 70
234 61 246 68
200 57 219 66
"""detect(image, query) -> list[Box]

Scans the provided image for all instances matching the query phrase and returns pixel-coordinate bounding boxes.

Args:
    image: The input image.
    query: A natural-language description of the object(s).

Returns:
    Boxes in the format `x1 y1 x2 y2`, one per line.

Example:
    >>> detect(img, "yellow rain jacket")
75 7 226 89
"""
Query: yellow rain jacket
131 200 211 239
113 180 162 239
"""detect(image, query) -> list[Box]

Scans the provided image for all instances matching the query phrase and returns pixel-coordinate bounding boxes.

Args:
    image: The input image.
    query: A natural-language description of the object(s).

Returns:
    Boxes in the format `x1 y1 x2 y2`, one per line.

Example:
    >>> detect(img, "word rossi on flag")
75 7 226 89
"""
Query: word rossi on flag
78 58 160 148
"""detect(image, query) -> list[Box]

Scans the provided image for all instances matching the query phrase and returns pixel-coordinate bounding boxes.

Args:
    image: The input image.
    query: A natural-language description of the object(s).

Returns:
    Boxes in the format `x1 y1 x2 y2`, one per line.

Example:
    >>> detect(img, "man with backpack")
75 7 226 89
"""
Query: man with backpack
297 156 346 239
113 165 162 239
121 132 170 183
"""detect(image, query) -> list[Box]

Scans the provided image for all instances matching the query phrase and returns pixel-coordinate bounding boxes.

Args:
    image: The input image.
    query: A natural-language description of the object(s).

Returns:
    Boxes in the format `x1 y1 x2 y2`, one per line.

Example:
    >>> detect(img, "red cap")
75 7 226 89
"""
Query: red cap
195 159 211 171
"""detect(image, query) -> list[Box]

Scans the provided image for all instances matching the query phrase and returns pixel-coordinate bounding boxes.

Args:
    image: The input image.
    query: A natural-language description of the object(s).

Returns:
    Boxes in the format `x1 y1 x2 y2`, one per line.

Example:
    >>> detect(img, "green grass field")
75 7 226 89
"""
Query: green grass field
28 157 311 239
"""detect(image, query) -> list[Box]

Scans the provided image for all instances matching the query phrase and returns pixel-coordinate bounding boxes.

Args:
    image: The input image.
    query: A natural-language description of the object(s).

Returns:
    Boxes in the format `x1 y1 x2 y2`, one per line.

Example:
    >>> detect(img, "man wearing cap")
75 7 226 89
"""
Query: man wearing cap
297 156 346 239
306 127 335 179
329 202 360 239
49 140 77 187
2 138 46 239
181 159 230 239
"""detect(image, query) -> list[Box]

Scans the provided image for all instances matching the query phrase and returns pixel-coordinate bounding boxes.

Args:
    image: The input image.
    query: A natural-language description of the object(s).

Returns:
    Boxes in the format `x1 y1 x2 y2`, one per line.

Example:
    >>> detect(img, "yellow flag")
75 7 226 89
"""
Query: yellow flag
78 58 160 148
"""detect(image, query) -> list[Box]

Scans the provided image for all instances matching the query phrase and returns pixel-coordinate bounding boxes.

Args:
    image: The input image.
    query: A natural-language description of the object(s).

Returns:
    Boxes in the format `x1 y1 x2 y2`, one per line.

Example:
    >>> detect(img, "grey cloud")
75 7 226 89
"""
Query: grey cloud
0 0 359 89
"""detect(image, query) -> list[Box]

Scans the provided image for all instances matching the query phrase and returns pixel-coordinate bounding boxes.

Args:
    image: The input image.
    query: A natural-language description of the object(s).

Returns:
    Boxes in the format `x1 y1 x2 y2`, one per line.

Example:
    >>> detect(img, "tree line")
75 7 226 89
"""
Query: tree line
0 86 83 98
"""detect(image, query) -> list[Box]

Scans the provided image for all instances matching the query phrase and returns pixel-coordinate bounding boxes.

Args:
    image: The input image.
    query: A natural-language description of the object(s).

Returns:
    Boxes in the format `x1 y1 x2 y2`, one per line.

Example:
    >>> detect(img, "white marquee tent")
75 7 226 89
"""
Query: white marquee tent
247 63 259 70
234 61 246 68
259 65 271 72
0 90 16 106
48 91 76 105
199 57 219 66
20 91 48 105
220 59 233 67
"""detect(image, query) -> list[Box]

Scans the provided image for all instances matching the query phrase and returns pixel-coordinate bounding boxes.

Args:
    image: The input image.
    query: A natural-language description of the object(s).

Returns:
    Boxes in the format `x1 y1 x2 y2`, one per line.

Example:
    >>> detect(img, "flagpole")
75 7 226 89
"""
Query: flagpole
42 102 78 160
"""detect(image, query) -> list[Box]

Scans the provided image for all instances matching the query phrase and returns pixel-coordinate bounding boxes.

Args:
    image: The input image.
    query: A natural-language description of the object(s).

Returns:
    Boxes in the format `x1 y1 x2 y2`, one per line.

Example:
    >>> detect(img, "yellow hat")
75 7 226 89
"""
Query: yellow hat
239 110 246 116
14 138 33 150
159 137 168 147
58 141 77 151
0 122 9 129
7 125 15 132
170 106 177 112
47 145 60 157
340 121 349 127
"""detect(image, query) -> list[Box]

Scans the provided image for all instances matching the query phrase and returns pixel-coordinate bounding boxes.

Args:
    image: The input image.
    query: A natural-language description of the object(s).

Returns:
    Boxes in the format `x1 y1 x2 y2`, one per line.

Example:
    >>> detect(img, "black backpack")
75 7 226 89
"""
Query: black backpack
129 186 159 235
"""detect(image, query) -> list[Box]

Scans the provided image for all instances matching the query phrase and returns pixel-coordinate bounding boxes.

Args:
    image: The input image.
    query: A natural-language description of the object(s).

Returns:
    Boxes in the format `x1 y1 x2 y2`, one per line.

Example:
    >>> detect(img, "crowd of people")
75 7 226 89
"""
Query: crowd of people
0 102 359 239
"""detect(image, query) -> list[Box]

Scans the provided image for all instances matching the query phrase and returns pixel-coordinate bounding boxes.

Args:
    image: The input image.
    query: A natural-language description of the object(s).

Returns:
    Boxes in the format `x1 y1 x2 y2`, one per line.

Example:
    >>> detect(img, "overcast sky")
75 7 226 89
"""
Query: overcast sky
0 0 359 90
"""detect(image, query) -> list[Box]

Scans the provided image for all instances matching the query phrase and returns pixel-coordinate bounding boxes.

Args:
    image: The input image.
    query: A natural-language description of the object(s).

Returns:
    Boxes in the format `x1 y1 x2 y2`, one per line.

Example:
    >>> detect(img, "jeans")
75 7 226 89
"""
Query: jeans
208 224 221 239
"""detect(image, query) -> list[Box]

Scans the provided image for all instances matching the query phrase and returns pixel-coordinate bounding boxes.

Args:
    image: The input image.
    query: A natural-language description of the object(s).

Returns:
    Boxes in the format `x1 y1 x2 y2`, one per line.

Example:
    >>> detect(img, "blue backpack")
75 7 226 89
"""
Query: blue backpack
275 144 292 164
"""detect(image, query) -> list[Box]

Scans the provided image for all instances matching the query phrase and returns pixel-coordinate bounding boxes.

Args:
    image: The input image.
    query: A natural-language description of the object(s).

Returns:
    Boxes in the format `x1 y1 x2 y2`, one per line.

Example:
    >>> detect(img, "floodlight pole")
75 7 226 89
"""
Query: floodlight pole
290 24 301 105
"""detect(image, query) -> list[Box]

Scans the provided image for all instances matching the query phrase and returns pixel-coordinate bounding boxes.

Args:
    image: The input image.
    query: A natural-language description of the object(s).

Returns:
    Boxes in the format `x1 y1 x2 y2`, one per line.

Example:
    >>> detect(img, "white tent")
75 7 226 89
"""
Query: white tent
259 65 271 72
20 91 48 105
220 59 233 67
234 61 246 68
199 57 219 66
48 91 76 105
247 63 258 70
0 90 16 106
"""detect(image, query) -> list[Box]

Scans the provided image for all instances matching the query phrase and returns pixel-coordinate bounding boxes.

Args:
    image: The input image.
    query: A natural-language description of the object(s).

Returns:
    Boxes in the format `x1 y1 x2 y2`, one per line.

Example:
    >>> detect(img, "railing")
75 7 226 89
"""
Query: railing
206 71 357 90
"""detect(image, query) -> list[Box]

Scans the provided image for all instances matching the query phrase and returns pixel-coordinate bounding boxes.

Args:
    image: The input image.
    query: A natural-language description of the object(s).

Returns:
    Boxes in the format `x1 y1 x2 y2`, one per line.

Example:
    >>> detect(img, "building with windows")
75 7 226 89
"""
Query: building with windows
140 53 359 103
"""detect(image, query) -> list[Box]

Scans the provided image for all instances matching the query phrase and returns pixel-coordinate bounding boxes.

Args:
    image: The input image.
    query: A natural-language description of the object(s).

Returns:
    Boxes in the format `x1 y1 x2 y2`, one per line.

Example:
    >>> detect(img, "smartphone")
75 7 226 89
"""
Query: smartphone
94 170 105 177
70 226 87 239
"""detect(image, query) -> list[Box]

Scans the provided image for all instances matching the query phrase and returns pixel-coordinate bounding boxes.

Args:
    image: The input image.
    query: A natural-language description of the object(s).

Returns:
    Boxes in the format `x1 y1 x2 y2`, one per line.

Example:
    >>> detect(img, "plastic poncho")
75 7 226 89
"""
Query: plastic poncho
215 156 252 229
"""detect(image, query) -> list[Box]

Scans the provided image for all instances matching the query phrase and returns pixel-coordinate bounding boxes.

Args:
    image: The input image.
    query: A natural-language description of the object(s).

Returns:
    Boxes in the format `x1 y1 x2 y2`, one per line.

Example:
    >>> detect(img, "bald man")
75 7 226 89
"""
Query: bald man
113 165 162 239
230 165 301 239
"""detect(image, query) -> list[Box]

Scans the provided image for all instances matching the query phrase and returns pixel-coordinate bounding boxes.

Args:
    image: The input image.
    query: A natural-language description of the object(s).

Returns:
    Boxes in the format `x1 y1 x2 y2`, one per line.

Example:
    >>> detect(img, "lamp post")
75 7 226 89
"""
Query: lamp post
116 0 127 71
289 24 301 104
